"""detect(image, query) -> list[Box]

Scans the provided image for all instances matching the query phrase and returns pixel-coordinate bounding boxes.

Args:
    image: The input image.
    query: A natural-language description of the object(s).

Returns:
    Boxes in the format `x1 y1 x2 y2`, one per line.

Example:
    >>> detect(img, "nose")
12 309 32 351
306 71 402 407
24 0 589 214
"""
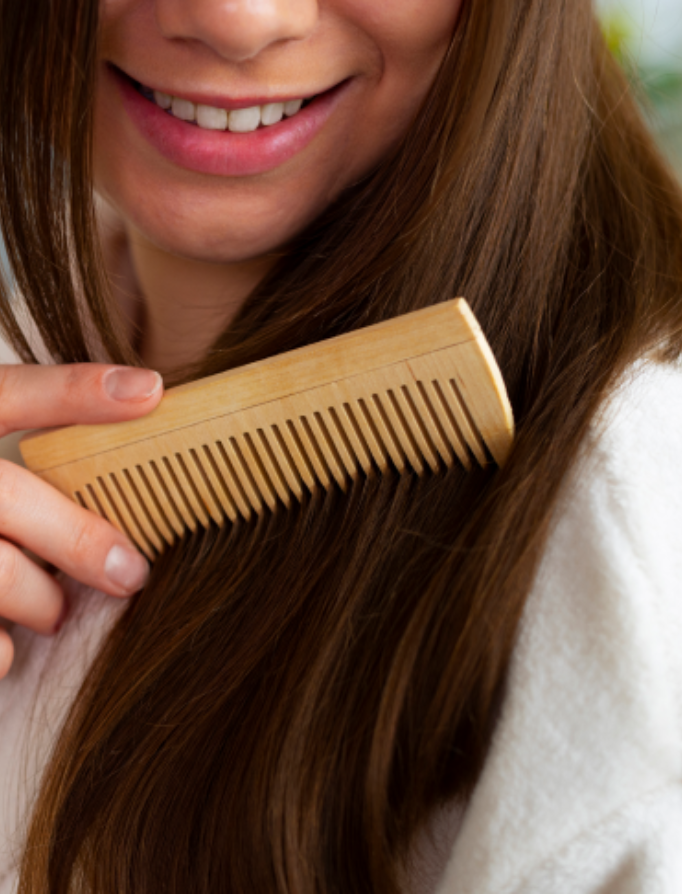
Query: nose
156 0 318 62
154 0 319 63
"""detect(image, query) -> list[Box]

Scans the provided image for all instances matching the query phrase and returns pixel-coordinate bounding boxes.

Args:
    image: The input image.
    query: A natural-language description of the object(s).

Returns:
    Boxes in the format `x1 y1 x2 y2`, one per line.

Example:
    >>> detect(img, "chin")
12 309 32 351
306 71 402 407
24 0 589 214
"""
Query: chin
135 218 290 264
96 163 342 264
102 188 323 265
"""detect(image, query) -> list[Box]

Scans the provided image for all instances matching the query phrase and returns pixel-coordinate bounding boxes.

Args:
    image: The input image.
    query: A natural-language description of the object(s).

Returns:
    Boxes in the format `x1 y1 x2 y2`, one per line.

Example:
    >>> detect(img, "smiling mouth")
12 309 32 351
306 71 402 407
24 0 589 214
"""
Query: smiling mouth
116 67 321 135
110 63 352 177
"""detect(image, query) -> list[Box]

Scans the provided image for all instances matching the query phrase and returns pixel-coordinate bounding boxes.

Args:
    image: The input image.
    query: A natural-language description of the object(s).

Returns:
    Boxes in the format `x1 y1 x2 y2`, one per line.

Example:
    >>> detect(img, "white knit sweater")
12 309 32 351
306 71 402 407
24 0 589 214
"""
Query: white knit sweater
1 357 681 893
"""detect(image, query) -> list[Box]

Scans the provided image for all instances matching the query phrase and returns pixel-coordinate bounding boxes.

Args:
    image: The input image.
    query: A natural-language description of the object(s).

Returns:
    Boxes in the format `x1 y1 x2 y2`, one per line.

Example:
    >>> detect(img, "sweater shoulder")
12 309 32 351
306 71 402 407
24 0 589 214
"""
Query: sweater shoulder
586 356 682 502
433 358 682 894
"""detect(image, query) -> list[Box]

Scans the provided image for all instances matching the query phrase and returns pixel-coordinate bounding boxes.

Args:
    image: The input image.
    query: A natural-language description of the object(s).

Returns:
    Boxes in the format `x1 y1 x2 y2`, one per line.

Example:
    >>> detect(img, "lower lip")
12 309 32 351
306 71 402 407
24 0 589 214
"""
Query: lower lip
111 66 349 178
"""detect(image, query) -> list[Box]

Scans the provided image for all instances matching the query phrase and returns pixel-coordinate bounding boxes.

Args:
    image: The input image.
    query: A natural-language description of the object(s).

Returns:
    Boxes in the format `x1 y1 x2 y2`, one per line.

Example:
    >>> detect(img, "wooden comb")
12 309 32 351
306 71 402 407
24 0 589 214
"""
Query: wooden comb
20 299 514 560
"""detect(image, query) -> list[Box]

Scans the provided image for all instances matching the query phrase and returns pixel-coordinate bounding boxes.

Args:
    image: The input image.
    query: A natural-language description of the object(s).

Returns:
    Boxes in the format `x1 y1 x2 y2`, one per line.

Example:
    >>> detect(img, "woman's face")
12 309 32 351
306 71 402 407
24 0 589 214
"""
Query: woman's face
96 0 462 263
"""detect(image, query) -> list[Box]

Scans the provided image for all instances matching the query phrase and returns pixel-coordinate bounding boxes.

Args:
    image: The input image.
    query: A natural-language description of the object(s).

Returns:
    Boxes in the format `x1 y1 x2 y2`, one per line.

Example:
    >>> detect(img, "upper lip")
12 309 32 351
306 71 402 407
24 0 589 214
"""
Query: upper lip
112 63 339 111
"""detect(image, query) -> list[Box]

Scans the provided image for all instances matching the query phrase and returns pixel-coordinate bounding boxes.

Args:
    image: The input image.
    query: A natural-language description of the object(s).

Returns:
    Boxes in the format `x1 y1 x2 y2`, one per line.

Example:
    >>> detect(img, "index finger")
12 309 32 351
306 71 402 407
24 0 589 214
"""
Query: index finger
0 364 163 437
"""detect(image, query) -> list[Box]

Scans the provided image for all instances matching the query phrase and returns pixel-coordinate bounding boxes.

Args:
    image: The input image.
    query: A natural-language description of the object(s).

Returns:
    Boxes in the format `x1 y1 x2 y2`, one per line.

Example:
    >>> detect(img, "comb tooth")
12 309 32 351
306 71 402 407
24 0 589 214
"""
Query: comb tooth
121 468 165 554
324 405 361 484
74 483 109 521
311 411 349 493
224 435 265 515
159 456 199 533
132 464 177 547
291 416 333 492
343 363 422 476
424 379 472 471
213 440 256 521
147 460 187 538
246 400 303 504
86 483 113 523
279 420 319 497
73 490 88 510
410 347 486 465
198 445 239 523
443 339 514 466
367 394 407 474
163 451 210 531
353 398 390 474
78 484 102 517
255 429 294 509
266 424 305 503
396 385 440 474
171 452 212 528
384 388 426 476
187 447 228 526
409 382 455 470
445 377 487 466
233 433 276 512
241 430 285 510
407 353 472 469
107 471 155 559
118 469 162 555
92 476 133 540
328 386 375 478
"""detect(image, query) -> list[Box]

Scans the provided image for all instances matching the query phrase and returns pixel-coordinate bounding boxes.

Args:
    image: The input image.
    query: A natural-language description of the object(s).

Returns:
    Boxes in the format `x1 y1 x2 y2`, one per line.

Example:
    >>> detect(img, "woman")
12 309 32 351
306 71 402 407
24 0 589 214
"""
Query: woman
0 0 681 891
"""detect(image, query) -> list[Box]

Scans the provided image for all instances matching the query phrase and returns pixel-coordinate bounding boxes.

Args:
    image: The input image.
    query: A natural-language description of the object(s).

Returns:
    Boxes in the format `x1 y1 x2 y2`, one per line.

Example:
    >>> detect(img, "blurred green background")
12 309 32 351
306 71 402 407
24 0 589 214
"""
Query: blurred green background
599 0 682 179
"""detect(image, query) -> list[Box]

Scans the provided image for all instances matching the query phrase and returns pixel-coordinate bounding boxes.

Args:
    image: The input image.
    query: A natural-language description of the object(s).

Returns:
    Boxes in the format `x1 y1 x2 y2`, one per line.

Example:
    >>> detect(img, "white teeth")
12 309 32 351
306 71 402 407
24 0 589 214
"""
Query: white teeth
228 106 261 133
261 102 284 126
154 90 172 110
149 87 309 131
283 99 303 117
196 103 229 130
171 97 196 122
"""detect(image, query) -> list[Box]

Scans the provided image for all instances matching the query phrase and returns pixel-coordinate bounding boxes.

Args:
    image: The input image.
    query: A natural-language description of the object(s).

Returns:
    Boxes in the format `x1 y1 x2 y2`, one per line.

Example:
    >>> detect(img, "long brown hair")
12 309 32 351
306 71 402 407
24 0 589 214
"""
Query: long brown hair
2 0 682 891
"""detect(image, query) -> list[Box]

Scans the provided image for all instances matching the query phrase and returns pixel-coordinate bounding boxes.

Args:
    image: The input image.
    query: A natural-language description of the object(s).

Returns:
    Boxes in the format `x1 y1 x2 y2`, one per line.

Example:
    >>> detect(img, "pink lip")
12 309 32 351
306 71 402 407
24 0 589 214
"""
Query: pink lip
110 66 350 178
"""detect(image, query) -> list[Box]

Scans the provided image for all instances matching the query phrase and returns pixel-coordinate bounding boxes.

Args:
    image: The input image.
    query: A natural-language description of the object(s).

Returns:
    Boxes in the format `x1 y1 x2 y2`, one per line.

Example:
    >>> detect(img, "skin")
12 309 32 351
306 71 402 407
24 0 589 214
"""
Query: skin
0 0 462 678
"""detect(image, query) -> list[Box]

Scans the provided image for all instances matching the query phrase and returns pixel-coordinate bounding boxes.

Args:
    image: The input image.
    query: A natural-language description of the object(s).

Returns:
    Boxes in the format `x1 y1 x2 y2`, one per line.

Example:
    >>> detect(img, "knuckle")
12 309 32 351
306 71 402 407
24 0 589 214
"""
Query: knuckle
62 364 92 408
0 365 14 407
67 514 103 568
0 459 22 519
0 541 21 594
0 367 17 434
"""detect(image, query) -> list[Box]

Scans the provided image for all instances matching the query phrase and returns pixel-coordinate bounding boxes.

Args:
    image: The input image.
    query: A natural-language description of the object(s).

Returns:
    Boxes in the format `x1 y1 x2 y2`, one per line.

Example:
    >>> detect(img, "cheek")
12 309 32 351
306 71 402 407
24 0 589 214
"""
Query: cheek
340 0 464 153
342 0 463 73
335 0 463 185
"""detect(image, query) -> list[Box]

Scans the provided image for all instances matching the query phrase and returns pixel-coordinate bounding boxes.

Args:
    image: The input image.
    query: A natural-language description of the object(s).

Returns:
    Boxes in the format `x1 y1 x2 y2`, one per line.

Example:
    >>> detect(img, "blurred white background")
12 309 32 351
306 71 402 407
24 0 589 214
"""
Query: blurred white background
598 0 682 176
599 0 682 65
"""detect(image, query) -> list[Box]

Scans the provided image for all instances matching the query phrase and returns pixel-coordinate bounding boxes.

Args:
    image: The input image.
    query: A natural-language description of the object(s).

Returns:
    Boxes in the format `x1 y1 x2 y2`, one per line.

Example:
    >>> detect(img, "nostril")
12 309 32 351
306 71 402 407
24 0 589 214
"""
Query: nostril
153 0 319 63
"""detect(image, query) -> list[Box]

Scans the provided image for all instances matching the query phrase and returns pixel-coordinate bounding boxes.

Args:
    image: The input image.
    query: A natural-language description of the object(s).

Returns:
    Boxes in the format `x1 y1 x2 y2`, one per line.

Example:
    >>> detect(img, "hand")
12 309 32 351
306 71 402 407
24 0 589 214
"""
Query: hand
0 363 163 680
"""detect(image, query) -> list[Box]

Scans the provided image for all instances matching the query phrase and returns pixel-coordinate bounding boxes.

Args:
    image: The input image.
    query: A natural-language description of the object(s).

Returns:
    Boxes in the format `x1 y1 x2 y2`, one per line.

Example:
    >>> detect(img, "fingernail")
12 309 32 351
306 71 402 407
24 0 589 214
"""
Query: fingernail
104 544 150 594
103 368 162 402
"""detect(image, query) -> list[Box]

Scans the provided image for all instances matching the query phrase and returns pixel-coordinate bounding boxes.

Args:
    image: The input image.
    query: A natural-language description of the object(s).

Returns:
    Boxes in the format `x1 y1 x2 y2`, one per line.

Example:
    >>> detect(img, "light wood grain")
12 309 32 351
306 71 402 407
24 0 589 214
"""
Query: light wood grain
21 298 514 559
